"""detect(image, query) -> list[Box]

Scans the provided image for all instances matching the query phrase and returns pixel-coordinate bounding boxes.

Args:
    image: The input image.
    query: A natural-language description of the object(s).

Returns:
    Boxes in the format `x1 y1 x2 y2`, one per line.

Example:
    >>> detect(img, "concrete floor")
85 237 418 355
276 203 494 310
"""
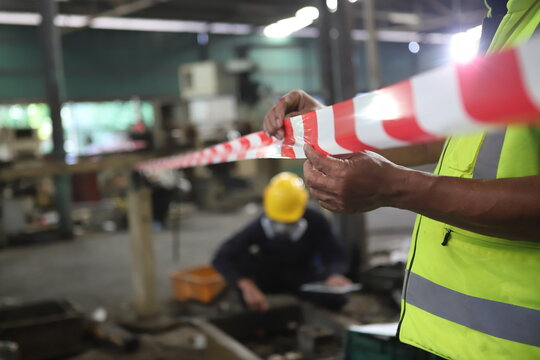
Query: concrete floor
0 205 413 360
0 205 415 317
0 208 254 315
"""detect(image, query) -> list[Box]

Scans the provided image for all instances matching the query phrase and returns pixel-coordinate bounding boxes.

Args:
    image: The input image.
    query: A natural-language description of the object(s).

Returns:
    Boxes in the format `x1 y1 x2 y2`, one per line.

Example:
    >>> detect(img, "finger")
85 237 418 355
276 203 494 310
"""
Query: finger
303 159 340 196
259 295 269 311
257 298 267 312
307 186 336 204
303 159 327 189
264 112 277 136
253 301 262 312
247 300 257 311
304 144 343 176
285 111 302 118
317 199 340 213
251 298 262 311
274 91 301 127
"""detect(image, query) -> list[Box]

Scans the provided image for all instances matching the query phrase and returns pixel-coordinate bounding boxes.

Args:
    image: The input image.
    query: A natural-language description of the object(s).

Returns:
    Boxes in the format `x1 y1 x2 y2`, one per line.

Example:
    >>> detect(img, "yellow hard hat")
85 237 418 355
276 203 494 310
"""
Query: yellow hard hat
263 172 309 223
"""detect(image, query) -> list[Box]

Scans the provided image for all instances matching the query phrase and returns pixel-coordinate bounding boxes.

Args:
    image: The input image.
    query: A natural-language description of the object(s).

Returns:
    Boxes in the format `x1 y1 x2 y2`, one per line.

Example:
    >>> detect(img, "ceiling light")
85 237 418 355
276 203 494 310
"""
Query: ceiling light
264 6 318 38
296 6 319 21
408 41 420 54
450 25 482 63
264 16 313 38
326 0 338 13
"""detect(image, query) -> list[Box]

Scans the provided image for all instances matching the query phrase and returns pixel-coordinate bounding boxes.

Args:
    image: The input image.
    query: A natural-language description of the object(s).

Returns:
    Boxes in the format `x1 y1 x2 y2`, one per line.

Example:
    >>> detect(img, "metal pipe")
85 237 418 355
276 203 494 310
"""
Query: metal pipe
39 0 73 238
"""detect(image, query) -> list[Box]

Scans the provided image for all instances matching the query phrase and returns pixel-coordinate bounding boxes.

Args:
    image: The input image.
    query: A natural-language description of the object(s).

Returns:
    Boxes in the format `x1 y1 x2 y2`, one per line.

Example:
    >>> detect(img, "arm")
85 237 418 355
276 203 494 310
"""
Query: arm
263 90 443 167
211 220 258 285
395 170 540 241
303 144 540 242
376 141 444 167
236 278 269 311
211 219 270 311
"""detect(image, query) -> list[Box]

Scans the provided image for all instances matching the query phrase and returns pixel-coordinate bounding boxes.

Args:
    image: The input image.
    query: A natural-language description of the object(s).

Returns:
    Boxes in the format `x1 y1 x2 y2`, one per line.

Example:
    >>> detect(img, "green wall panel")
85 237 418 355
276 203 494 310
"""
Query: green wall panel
0 24 451 103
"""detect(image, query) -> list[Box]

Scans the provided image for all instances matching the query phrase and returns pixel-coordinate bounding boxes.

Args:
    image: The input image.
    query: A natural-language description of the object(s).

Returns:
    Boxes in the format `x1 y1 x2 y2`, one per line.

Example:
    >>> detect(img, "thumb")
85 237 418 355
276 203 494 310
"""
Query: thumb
304 144 342 176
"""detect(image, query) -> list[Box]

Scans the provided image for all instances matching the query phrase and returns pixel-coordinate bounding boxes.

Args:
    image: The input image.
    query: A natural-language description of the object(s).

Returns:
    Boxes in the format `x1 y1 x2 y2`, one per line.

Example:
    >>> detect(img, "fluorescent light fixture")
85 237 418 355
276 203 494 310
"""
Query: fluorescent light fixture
352 29 452 44
326 0 338 13
450 25 482 63
0 11 454 44
209 22 251 35
92 17 209 32
0 11 251 35
264 6 319 38
349 0 359 3
54 14 88 27
296 6 319 21
387 12 420 26
0 11 40 25
264 16 313 38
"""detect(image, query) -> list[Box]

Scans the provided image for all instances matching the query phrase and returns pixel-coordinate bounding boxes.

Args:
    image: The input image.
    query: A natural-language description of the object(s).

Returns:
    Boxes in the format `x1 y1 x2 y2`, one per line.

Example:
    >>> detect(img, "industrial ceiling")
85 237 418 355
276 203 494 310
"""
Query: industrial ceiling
0 0 487 33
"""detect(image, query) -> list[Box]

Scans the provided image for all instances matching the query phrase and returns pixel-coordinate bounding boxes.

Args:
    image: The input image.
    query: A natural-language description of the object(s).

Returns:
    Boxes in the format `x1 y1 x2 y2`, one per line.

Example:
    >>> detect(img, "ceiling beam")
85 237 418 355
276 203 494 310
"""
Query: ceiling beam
62 0 168 34
387 9 485 32
422 0 453 15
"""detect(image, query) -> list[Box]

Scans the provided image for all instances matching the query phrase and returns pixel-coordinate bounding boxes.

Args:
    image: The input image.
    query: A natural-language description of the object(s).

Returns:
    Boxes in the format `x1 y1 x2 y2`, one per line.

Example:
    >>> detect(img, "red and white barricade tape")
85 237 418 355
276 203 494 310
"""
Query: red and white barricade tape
136 36 540 172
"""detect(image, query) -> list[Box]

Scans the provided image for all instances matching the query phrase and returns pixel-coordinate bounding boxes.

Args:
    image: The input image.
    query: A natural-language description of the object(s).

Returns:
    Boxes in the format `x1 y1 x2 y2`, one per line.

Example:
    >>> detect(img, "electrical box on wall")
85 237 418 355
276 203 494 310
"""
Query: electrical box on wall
179 61 236 99
0 128 41 162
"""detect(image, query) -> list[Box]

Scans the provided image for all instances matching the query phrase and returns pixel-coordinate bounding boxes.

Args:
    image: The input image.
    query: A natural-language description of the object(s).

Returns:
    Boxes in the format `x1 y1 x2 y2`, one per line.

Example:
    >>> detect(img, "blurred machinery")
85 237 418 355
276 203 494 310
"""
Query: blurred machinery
0 128 41 163
176 59 265 211
179 60 239 143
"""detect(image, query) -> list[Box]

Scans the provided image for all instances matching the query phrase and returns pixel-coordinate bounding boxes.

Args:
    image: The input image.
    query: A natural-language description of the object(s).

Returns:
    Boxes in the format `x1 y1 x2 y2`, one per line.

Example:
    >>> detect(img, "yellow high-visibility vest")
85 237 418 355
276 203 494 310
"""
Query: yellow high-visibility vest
398 1 540 359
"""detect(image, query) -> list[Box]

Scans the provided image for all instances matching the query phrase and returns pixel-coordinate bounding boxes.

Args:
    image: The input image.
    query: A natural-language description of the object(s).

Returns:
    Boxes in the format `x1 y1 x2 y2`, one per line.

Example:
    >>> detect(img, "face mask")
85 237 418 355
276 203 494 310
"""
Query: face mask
261 217 308 242
270 221 298 235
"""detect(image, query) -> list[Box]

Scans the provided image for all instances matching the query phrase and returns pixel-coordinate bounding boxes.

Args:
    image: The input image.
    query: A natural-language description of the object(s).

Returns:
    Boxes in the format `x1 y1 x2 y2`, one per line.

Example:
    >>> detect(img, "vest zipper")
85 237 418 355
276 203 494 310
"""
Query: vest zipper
441 229 452 246
397 141 451 338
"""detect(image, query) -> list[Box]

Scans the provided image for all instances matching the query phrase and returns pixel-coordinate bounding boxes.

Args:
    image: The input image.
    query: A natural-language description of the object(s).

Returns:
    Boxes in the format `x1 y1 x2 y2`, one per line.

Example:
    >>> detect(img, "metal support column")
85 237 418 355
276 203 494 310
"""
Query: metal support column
317 0 337 105
317 0 368 282
39 0 73 238
363 0 381 90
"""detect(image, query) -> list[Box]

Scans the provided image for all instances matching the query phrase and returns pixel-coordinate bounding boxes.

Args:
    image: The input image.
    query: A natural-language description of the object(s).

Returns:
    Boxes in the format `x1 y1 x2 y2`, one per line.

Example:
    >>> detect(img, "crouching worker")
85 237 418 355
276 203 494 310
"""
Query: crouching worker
212 172 351 312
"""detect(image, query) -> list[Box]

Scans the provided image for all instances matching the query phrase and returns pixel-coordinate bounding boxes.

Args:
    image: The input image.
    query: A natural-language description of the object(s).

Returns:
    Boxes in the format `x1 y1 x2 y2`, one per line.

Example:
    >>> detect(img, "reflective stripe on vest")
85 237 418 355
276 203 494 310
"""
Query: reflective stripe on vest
406 271 540 347
473 129 506 179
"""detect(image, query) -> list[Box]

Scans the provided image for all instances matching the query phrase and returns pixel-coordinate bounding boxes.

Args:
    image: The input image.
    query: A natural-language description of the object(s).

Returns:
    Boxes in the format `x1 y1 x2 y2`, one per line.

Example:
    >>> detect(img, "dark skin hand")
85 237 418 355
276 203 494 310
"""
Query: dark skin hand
263 89 325 140
304 144 540 241
264 90 540 242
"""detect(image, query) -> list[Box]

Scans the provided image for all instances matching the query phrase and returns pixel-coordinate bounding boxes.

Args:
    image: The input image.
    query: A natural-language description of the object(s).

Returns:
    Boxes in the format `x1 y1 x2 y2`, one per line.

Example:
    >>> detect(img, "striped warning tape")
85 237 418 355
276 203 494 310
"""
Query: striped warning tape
136 36 540 172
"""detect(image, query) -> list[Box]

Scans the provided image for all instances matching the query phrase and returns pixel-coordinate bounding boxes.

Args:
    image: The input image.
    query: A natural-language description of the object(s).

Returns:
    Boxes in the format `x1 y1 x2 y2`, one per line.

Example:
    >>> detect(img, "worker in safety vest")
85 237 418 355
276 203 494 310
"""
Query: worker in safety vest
263 0 540 358
212 172 351 312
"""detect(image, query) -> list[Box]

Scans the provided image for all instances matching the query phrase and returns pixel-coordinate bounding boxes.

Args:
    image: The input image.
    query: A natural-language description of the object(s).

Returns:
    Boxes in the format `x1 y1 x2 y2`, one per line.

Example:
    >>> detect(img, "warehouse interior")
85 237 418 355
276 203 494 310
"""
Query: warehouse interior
0 0 529 359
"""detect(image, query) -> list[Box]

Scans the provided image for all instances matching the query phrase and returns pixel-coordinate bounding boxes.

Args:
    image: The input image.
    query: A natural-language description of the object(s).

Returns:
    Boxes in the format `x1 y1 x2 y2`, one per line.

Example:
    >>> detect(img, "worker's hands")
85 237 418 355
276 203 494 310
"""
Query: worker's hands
263 90 324 139
325 274 352 287
303 144 406 213
237 278 269 312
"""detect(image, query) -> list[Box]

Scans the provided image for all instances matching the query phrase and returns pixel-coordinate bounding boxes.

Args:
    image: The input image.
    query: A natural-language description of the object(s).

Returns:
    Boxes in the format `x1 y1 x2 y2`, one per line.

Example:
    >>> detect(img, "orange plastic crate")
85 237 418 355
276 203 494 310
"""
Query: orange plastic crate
170 265 225 303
